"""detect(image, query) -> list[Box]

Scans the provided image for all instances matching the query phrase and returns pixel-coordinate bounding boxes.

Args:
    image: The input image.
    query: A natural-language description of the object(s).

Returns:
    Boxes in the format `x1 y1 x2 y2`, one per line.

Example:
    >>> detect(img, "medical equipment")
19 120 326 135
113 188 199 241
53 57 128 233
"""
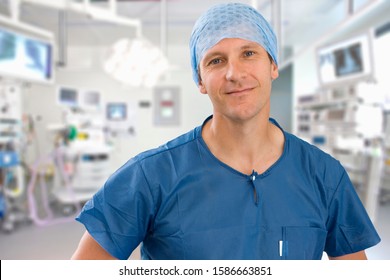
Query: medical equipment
106 102 127 121
316 32 374 88
0 83 28 232
296 60 385 222
27 146 80 226
80 90 101 112
154 86 180 126
105 102 136 138
382 157 390 204
0 26 54 84
380 111 390 205
0 10 57 231
57 86 78 108
46 86 112 211
297 85 383 152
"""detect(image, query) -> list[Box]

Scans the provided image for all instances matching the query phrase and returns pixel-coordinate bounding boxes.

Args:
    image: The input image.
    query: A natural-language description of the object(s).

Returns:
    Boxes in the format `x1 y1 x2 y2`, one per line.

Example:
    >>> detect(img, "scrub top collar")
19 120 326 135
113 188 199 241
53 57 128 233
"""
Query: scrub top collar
198 115 287 179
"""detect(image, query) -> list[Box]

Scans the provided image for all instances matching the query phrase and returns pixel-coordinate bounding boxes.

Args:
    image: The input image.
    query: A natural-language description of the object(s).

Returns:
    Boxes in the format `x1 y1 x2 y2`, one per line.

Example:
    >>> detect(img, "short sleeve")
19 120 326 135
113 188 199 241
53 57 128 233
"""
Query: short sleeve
76 160 155 260
324 164 381 257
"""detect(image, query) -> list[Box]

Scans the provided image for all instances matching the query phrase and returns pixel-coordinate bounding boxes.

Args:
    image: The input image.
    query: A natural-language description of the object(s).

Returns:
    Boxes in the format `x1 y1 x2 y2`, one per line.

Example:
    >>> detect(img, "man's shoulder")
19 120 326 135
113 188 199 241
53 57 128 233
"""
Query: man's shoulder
134 126 201 162
286 131 336 162
284 132 345 183
111 126 202 180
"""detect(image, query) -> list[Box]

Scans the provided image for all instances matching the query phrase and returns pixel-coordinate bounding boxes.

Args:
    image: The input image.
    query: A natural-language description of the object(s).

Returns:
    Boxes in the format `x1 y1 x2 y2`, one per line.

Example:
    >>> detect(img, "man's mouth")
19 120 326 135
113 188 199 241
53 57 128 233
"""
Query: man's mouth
226 87 254 95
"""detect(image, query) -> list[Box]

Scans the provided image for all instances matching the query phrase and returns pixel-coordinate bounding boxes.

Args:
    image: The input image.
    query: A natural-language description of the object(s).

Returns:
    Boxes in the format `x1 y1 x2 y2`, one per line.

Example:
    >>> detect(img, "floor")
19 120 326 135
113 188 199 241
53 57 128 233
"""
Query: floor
0 204 389 260
365 204 390 260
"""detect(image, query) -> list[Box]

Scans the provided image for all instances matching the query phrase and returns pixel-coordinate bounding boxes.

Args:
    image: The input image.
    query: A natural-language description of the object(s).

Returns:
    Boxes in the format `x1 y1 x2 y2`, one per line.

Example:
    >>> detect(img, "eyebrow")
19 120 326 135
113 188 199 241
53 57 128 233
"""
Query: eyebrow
201 42 262 64
240 42 261 50
201 51 224 65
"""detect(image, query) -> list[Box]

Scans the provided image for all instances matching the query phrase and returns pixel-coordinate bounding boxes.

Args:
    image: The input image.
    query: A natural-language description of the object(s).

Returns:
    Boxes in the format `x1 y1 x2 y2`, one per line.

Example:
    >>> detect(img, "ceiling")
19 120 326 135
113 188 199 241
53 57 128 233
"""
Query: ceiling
0 0 389 64
0 0 343 45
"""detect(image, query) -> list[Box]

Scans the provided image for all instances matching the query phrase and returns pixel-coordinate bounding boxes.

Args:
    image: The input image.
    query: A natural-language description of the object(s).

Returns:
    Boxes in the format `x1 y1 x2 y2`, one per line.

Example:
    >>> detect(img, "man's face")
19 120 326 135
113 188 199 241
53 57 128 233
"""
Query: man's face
198 38 279 123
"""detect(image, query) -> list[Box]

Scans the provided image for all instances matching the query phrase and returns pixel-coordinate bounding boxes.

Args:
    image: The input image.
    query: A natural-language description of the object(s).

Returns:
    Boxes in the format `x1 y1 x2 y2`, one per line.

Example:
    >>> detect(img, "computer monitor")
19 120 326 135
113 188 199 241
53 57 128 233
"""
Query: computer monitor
80 90 101 111
106 102 127 121
0 26 54 84
57 87 79 108
316 32 374 87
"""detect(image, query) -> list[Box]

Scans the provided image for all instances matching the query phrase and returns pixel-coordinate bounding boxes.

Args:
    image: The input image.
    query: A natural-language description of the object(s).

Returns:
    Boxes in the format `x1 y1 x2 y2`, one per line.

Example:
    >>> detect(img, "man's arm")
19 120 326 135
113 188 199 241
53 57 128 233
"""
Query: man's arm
328 250 367 260
71 231 118 260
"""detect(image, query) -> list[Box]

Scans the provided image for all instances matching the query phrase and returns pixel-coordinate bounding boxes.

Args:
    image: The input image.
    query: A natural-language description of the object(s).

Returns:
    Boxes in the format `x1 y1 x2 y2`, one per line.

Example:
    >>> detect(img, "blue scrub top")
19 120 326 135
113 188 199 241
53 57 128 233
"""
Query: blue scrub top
76 116 380 260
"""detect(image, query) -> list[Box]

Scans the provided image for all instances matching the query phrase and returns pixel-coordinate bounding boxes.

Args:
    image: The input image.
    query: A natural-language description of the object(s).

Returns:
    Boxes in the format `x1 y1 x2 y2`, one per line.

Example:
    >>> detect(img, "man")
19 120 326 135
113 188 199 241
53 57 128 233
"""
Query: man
72 2 380 260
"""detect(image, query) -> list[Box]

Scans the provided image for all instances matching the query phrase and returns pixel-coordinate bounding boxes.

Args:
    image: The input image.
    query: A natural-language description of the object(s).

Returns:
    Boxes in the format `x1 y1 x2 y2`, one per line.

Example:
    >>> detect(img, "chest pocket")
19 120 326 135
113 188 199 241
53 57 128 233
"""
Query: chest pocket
280 226 327 260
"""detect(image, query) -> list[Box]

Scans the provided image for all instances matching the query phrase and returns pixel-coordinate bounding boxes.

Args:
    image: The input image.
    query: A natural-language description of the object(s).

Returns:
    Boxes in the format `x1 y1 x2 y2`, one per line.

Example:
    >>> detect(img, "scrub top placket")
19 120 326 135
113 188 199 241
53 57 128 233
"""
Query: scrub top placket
249 170 259 206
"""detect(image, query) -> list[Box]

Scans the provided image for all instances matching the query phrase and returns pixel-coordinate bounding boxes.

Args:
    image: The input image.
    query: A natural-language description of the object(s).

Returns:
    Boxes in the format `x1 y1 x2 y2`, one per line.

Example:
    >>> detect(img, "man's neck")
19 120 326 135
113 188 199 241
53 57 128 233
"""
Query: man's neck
202 114 284 175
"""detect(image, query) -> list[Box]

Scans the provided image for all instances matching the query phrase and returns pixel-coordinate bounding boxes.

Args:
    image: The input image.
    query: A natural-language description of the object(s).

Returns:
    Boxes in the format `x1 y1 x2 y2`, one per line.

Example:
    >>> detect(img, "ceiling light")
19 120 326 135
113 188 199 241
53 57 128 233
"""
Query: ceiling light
103 37 169 88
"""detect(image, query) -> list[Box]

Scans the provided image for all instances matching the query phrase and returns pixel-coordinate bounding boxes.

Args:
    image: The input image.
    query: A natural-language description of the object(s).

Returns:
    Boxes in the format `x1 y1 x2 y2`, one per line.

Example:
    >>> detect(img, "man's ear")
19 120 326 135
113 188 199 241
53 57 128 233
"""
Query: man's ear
271 61 279 81
198 79 207 94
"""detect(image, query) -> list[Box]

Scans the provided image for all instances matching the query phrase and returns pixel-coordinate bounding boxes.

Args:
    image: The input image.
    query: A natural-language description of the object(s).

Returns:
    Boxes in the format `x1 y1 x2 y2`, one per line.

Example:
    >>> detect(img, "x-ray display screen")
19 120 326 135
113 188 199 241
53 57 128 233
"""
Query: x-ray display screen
317 33 373 87
0 27 53 83
334 43 363 77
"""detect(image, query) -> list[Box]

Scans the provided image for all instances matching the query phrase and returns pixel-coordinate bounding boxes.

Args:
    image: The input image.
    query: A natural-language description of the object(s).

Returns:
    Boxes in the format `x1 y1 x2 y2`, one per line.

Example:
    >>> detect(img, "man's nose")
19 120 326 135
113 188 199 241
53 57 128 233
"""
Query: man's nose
225 59 247 81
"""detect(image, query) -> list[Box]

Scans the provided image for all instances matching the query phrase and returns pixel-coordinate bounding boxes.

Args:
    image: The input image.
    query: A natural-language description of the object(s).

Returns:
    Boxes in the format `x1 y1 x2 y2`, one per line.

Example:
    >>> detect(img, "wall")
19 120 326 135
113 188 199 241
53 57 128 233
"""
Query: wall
270 64 293 132
22 44 212 171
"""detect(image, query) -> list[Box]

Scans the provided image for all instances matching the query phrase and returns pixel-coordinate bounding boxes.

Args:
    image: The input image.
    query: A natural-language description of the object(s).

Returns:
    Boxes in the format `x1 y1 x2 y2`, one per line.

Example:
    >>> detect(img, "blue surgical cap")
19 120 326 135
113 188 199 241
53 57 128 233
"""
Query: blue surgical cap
189 2 278 85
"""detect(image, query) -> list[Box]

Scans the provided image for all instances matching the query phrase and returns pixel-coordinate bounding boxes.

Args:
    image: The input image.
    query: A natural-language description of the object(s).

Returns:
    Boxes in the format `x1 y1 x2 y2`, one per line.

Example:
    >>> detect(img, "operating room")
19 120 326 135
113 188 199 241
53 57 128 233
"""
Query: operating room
0 0 390 260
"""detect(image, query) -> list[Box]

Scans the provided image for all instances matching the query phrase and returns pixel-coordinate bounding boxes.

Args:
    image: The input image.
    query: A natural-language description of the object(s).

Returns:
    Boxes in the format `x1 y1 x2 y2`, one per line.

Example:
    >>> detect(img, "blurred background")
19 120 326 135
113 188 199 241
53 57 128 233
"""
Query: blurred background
0 0 389 260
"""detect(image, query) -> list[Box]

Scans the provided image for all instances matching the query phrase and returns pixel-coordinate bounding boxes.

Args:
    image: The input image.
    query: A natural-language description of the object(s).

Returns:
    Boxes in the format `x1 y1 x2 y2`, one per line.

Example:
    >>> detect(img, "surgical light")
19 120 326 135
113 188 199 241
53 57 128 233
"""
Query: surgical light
103 37 169 88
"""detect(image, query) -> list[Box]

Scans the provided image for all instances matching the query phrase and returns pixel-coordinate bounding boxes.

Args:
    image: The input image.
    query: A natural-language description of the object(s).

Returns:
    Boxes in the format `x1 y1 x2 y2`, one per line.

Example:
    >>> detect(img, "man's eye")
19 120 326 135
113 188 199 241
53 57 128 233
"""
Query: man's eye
209 58 222 65
244 51 255 57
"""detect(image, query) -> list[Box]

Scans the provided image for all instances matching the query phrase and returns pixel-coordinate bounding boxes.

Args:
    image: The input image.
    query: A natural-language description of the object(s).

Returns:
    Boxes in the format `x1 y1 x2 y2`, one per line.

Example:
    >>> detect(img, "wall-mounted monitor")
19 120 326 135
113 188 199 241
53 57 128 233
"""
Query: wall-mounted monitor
80 90 101 111
106 102 127 121
0 26 54 84
316 33 374 87
104 102 136 138
57 87 79 108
